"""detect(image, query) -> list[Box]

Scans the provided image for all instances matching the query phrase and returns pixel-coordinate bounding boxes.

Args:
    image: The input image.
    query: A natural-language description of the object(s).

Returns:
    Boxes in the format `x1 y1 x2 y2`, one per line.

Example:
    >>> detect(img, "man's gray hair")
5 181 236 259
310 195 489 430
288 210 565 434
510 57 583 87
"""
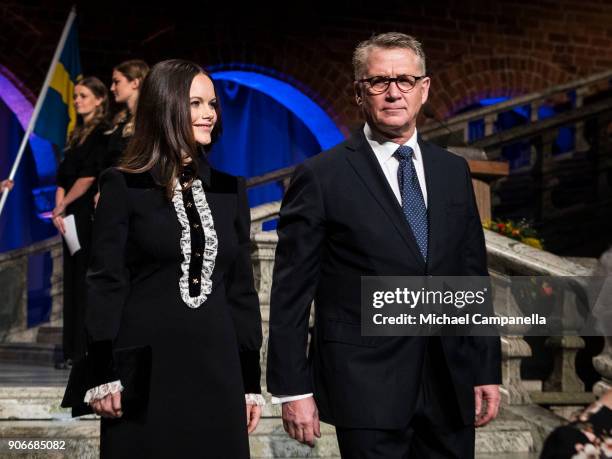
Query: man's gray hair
352 32 427 80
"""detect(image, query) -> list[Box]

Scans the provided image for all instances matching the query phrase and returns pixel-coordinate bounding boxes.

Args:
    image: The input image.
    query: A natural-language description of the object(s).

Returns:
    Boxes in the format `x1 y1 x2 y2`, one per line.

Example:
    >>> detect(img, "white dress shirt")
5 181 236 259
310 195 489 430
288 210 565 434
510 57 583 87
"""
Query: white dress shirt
271 124 429 405
364 123 428 207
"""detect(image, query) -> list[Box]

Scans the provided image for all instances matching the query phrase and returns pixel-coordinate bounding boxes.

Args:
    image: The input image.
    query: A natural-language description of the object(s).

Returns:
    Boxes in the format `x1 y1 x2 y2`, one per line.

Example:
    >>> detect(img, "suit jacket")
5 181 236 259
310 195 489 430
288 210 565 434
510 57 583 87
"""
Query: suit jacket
267 128 501 429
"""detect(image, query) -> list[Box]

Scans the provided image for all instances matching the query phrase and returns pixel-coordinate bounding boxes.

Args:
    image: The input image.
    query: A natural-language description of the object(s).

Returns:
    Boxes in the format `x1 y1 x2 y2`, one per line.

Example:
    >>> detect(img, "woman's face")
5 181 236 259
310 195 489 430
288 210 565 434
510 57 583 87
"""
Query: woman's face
110 70 138 103
73 85 102 118
190 73 217 145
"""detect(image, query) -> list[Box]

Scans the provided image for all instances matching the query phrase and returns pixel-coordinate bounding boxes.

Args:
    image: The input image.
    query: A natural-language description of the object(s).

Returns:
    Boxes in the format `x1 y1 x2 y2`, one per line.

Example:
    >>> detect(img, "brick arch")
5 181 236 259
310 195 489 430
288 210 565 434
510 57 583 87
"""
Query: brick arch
194 38 355 136
427 55 573 120
0 11 47 103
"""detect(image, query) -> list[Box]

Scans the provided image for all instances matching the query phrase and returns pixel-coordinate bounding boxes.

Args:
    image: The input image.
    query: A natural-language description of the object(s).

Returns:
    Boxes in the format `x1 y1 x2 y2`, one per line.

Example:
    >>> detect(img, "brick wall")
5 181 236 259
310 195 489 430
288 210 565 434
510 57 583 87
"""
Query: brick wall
2 0 612 131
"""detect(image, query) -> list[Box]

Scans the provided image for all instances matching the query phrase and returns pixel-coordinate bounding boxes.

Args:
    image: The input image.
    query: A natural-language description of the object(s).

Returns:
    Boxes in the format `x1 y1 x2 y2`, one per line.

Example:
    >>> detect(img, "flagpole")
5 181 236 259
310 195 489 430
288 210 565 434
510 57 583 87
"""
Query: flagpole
0 5 77 218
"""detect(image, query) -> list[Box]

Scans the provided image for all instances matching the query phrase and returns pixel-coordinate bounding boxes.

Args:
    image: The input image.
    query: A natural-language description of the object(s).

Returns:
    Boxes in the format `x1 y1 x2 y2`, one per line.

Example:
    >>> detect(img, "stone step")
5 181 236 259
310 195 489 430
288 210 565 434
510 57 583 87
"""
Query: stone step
0 418 540 458
475 419 533 454
0 418 540 459
0 343 60 366
0 385 542 456
36 327 62 346
0 420 98 458
0 387 70 420
251 418 339 458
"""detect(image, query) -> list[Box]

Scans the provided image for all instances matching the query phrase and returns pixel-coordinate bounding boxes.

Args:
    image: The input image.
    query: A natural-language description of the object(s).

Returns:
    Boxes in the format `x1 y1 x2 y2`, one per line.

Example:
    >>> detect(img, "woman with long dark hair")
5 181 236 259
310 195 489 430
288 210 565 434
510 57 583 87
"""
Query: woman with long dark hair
78 60 263 457
103 59 149 169
53 76 109 368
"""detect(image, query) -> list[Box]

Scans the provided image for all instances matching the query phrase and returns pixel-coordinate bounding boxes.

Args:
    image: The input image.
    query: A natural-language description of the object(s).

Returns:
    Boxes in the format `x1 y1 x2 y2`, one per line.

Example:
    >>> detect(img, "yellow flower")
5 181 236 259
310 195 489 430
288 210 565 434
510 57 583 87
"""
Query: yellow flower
523 237 543 250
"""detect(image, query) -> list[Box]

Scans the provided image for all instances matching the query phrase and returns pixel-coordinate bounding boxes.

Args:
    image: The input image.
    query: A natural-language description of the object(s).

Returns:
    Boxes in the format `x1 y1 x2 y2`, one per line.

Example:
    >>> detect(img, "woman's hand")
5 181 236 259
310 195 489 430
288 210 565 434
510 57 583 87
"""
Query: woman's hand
52 201 66 218
52 215 66 235
90 392 122 418
246 403 262 434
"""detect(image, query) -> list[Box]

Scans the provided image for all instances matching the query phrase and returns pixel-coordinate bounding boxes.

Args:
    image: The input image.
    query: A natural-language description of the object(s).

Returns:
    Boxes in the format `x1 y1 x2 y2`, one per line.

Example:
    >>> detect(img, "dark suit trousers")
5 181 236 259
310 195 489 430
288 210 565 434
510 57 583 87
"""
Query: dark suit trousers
336 338 475 459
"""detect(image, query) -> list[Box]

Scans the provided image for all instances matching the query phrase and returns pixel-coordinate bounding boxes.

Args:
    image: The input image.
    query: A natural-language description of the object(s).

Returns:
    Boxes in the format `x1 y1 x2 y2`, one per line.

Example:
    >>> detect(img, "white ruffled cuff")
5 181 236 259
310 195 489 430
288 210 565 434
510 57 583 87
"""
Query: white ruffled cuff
245 393 266 406
83 380 124 404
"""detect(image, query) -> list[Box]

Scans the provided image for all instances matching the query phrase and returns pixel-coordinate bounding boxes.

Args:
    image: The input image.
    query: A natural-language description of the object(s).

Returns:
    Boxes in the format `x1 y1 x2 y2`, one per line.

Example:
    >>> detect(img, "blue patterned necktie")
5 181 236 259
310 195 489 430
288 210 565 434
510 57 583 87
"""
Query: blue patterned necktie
395 145 428 261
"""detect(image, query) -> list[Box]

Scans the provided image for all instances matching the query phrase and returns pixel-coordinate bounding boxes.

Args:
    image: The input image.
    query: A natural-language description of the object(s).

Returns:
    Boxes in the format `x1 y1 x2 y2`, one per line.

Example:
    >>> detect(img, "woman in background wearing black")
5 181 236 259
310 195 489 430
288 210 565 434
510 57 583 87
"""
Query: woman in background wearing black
52 77 109 369
81 60 263 458
104 59 149 169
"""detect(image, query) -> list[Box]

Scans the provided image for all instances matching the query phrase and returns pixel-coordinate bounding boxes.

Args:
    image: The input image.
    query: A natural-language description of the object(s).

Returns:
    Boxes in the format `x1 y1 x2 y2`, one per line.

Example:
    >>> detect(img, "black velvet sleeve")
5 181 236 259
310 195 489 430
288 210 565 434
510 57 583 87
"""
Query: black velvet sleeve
225 177 263 394
84 168 131 384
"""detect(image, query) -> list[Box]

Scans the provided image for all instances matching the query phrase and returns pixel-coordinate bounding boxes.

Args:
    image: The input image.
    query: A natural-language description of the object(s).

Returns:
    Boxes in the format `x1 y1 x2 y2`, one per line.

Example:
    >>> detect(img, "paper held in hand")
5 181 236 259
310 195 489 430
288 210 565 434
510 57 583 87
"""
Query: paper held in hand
62 214 81 255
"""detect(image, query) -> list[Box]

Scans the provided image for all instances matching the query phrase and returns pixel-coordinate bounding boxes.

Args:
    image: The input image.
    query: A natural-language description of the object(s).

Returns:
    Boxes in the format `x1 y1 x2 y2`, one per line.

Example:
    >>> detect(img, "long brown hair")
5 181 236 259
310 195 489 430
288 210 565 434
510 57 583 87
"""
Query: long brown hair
111 59 150 132
118 59 222 200
66 76 108 148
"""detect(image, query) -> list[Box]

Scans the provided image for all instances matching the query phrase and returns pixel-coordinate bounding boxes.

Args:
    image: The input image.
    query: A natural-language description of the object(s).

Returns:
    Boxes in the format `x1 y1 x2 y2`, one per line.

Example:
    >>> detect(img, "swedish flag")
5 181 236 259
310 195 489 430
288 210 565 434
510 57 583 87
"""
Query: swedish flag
33 20 82 149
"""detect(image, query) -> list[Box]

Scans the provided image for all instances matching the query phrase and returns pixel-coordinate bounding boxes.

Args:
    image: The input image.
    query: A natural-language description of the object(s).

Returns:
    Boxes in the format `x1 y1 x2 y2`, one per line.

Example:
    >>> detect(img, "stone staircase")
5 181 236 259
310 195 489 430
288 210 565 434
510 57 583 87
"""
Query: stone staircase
0 326 62 366
0 385 544 458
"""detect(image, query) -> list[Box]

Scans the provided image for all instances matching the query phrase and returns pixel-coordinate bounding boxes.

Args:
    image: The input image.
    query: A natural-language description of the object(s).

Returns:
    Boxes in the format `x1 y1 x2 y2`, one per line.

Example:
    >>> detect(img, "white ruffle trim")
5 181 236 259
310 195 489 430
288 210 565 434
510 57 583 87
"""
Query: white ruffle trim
245 393 266 406
172 178 218 308
84 380 124 404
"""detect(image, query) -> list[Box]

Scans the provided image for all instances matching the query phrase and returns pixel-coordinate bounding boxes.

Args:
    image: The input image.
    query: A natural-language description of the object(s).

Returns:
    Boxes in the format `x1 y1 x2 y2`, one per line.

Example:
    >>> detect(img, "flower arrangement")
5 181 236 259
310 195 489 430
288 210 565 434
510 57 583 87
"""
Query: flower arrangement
482 218 544 250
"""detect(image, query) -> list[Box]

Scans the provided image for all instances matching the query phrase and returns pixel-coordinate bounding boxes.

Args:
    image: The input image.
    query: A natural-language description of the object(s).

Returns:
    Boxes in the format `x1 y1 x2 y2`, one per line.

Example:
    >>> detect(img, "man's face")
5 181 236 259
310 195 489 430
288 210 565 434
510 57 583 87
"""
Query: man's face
357 47 430 139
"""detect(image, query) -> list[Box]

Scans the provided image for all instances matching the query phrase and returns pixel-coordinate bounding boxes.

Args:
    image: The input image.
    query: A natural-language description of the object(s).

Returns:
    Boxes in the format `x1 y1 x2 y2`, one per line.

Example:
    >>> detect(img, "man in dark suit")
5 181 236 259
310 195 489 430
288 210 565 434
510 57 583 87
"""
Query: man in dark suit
267 32 501 458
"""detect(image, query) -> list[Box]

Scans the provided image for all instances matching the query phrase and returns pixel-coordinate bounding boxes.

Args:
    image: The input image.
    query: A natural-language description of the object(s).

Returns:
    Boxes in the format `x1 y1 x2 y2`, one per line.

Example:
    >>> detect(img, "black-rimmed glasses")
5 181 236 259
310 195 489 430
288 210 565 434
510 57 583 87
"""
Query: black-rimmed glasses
357 75 427 94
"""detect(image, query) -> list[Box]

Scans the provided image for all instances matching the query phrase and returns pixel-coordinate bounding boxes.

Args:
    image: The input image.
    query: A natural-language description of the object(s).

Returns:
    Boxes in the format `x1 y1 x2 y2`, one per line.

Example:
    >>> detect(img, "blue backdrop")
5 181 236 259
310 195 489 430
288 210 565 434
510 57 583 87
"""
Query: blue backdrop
0 98 55 252
0 98 53 326
209 79 323 207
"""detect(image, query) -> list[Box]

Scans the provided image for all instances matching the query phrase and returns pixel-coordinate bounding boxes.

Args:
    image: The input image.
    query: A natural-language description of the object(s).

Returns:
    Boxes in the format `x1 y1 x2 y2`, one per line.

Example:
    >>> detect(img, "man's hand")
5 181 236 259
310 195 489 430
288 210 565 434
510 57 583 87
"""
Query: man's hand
474 384 500 427
90 392 122 418
246 404 262 434
282 396 321 447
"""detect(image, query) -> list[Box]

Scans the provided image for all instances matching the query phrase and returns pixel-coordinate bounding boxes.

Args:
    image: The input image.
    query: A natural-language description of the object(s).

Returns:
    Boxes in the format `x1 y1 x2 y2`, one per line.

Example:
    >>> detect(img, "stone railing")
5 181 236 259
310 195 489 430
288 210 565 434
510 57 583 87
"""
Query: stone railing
0 236 62 343
249 203 608 414
484 230 606 418
421 69 612 145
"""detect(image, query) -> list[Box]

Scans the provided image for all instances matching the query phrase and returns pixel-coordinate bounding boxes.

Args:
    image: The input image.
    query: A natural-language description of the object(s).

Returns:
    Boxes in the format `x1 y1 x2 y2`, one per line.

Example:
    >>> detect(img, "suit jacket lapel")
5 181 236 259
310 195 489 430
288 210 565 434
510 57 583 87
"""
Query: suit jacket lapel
345 130 426 270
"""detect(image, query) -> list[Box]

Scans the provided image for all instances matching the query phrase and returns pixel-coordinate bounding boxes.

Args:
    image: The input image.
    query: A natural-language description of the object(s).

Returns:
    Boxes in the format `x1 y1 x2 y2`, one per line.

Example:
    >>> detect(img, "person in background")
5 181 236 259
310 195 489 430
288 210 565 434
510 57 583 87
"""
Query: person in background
104 59 149 169
541 389 612 458
52 76 109 369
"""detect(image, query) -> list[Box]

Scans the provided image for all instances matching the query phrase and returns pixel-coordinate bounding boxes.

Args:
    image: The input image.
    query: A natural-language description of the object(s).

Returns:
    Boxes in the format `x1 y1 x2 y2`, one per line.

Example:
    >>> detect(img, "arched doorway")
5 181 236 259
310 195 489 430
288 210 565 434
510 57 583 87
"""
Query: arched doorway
0 65 56 252
209 69 344 207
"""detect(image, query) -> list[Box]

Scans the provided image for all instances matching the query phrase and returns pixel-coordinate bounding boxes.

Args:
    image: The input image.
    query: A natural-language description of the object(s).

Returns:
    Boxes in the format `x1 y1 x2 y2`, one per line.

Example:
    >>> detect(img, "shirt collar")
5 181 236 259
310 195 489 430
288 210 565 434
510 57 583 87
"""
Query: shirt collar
363 123 421 164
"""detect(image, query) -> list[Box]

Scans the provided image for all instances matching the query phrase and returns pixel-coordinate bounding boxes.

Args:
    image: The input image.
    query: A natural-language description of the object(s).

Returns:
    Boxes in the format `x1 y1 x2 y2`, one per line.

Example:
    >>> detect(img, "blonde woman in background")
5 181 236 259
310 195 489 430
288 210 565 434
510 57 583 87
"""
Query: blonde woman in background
52 76 109 369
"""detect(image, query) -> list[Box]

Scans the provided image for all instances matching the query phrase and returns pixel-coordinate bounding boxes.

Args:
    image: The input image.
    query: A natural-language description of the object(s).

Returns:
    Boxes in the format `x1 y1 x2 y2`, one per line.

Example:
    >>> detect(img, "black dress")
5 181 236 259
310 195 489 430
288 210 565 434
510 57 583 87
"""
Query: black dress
540 404 612 458
84 156 263 458
102 117 131 169
56 125 108 361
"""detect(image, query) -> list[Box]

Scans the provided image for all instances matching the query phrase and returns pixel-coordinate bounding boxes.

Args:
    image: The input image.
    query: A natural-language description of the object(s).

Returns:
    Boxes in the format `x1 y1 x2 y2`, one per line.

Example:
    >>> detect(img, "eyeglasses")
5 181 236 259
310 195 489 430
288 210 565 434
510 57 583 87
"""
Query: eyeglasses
357 75 427 94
